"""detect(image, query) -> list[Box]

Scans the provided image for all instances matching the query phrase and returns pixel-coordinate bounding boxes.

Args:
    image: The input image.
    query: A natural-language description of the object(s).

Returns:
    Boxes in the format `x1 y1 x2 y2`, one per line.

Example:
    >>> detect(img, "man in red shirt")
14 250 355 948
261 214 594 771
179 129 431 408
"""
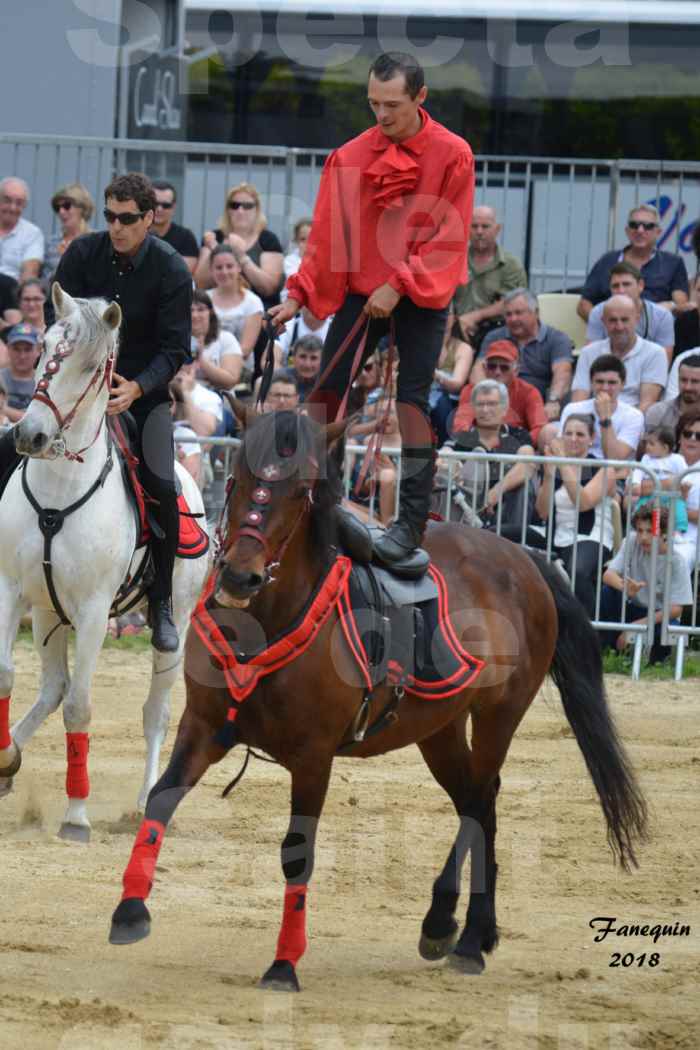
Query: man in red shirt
452 341 548 447
270 52 474 565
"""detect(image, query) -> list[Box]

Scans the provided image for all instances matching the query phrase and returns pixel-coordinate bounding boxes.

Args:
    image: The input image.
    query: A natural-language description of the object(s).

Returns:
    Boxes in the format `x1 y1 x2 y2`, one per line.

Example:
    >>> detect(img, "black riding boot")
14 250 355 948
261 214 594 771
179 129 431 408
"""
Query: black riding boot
373 447 434 565
147 493 180 653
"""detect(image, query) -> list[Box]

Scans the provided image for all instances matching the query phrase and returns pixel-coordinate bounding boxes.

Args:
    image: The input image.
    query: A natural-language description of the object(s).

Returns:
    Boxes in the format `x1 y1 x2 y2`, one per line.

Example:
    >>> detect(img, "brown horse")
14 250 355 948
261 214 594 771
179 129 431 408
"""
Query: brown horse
109 407 647 991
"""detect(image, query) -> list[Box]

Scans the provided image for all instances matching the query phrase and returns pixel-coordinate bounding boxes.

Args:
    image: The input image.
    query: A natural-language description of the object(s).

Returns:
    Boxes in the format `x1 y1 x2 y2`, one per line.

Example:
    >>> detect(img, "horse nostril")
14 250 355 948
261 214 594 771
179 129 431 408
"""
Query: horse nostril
31 432 47 452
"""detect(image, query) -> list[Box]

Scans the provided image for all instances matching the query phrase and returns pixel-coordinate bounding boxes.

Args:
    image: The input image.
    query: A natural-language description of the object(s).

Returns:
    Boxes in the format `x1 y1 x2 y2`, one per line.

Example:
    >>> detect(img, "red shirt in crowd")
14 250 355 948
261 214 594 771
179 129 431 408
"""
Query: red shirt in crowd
453 377 548 444
287 109 474 318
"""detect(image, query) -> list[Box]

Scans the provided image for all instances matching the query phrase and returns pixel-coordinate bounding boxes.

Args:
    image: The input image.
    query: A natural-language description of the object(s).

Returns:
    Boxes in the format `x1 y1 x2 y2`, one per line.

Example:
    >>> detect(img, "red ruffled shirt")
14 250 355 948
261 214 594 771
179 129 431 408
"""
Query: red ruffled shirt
287 110 474 318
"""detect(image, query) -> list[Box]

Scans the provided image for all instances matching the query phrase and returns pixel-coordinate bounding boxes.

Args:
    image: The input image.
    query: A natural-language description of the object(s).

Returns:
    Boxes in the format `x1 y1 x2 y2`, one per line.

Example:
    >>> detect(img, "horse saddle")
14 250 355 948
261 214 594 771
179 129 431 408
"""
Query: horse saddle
109 415 209 560
335 506 429 579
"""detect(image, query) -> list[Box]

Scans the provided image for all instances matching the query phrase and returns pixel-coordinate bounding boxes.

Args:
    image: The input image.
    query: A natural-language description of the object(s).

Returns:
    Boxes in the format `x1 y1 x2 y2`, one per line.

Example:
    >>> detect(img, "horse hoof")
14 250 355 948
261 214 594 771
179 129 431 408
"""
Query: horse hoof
259 959 300 992
58 822 91 844
448 948 486 975
0 746 21 780
419 926 459 961
109 898 151 945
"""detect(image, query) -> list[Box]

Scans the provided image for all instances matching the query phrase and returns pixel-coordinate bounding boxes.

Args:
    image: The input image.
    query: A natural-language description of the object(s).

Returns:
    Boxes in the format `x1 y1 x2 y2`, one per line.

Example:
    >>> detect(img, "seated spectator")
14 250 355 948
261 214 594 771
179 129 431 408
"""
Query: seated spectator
349 386 401 525
598 506 692 664
196 182 284 314
586 261 674 361
560 354 644 460
578 204 688 321
282 218 312 292
151 180 198 275
429 306 474 448
0 375 10 429
17 278 46 335
208 244 263 368
170 361 222 438
662 348 700 405
191 290 242 392
571 295 667 413
0 177 44 282
501 414 616 617
0 323 40 422
473 287 573 420
452 341 548 448
675 409 700 573
452 206 527 348
627 426 688 534
0 273 21 339
285 335 322 402
169 381 202 486
445 378 536 528
262 372 300 412
673 270 700 356
45 183 93 281
275 304 330 365
347 353 384 440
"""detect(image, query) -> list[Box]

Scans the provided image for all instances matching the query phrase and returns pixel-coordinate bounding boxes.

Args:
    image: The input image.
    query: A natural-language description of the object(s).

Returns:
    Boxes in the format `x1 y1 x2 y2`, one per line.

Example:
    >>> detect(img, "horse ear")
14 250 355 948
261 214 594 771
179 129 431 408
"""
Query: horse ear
102 301 122 330
222 391 257 430
52 282 77 319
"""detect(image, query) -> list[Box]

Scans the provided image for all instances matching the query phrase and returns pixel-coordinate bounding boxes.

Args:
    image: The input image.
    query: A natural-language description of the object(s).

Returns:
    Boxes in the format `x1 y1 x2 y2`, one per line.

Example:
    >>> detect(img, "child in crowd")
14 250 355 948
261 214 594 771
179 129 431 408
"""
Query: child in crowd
598 505 692 662
628 425 688 532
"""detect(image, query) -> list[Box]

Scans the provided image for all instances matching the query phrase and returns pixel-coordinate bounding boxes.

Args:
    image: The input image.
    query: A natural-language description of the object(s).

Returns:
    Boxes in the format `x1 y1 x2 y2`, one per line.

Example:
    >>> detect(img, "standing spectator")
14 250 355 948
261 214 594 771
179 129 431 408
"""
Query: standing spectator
0 323 40 422
646 352 700 429
560 354 644 460
452 206 527 347
586 262 675 361
429 306 474 447
475 287 573 415
191 290 242 392
598 506 692 663
453 341 548 447
0 177 44 282
274 305 331 365
282 218 312 290
45 183 94 281
151 180 199 276
571 295 668 413
17 278 46 335
208 244 263 367
577 204 689 321
285 335 322 401
196 181 284 312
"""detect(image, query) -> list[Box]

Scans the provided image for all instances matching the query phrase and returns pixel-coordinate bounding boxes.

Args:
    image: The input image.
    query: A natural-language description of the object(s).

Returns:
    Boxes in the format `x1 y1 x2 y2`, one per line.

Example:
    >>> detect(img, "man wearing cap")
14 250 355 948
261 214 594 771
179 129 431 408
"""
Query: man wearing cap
0 323 40 422
452 340 548 447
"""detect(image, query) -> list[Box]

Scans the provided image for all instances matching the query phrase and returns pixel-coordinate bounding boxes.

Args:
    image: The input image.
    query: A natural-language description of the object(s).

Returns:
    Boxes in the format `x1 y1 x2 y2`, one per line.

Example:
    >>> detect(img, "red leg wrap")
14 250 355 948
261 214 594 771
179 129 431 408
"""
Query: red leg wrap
65 732 89 798
0 697 11 750
121 818 166 901
275 884 308 966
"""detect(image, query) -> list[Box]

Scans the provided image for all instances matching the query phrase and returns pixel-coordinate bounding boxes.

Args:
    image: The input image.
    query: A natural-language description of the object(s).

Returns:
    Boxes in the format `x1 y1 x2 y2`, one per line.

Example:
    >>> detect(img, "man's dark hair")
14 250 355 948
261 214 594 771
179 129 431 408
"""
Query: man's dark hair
679 353 700 372
632 504 669 531
152 179 177 202
609 261 642 282
270 370 299 390
368 52 424 99
676 406 700 448
104 172 157 214
590 353 626 382
292 335 323 355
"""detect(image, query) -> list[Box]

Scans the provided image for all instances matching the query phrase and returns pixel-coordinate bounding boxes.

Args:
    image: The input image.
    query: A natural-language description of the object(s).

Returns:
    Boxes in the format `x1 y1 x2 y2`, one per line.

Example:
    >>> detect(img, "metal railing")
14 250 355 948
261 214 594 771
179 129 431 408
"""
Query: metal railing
3 132 700 291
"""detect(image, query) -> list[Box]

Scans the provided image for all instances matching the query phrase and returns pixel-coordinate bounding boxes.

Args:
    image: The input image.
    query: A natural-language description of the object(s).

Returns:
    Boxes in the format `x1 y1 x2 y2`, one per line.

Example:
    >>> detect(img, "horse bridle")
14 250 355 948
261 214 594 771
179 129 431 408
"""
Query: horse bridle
31 331 115 463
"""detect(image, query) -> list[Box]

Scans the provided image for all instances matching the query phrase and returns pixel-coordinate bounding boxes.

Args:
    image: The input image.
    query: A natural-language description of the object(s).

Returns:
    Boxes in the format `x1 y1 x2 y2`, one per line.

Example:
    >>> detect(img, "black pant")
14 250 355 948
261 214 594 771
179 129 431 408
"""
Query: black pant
317 294 448 447
0 404 178 603
598 586 671 664
498 525 610 620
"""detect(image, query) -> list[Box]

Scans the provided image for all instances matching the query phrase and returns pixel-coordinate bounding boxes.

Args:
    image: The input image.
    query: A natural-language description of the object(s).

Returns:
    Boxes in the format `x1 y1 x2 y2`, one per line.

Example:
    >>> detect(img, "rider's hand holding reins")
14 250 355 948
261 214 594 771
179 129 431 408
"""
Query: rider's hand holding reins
364 283 400 319
267 297 300 333
107 373 142 415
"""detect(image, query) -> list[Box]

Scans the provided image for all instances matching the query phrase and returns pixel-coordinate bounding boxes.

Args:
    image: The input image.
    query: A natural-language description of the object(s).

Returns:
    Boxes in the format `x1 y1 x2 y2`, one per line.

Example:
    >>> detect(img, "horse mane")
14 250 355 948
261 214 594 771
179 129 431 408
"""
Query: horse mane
239 410 342 553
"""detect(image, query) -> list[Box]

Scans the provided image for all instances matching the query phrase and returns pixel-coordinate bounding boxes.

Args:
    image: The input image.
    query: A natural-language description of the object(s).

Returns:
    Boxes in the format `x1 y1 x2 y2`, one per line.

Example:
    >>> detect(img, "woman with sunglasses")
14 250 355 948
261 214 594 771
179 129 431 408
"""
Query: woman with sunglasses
45 183 94 282
195 182 284 313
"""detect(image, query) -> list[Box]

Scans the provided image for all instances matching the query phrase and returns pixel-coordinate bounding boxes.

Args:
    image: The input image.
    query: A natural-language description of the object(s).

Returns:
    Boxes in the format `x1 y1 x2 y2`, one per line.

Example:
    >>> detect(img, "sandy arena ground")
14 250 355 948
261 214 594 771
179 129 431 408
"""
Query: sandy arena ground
0 640 698 1049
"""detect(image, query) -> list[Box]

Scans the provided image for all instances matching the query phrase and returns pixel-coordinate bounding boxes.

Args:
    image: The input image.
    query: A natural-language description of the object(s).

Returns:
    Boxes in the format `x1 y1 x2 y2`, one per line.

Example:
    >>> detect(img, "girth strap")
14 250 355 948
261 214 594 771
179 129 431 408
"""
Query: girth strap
21 431 114 634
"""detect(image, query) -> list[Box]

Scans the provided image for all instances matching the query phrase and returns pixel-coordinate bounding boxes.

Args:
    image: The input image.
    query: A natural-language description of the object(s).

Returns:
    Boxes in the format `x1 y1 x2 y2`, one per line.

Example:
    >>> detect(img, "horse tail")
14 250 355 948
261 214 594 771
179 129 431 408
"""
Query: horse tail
528 551 648 871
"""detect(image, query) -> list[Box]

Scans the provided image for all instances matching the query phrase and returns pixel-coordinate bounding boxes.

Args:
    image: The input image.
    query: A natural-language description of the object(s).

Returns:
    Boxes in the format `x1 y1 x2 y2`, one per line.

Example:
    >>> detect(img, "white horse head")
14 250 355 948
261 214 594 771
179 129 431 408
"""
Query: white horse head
15 283 121 459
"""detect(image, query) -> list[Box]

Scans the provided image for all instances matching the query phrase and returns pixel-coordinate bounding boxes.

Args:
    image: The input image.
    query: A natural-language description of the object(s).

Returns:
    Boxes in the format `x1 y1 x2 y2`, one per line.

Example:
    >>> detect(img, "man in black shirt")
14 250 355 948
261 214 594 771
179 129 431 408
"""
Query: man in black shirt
151 180 199 276
0 172 192 651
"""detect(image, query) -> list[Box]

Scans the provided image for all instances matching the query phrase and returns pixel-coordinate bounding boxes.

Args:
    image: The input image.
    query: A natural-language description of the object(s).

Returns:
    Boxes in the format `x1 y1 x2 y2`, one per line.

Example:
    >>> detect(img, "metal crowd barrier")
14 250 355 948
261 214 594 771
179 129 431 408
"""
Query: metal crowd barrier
181 436 698 678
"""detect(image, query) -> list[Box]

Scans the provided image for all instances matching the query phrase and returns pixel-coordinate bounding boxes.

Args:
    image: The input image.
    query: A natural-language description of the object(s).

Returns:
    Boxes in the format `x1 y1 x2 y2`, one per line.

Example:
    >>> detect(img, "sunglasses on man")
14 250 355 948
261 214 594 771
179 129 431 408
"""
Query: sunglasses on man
485 361 512 373
228 201 256 211
627 220 657 231
155 200 175 209
103 208 148 226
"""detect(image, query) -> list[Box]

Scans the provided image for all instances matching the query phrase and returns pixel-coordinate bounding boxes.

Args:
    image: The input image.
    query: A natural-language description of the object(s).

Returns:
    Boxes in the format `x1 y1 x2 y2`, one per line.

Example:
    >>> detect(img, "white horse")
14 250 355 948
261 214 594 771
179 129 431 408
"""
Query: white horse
0 285 209 840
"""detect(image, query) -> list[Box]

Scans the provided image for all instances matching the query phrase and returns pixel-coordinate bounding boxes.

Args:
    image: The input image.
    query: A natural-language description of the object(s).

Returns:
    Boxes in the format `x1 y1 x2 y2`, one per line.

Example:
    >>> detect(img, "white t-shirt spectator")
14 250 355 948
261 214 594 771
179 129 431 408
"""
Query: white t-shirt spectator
173 419 200 459
631 452 686 488
586 299 674 349
190 381 223 423
572 337 668 407
199 330 243 368
607 534 692 610
559 397 644 459
676 466 700 571
663 347 700 401
275 313 331 364
213 289 264 343
0 218 45 280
